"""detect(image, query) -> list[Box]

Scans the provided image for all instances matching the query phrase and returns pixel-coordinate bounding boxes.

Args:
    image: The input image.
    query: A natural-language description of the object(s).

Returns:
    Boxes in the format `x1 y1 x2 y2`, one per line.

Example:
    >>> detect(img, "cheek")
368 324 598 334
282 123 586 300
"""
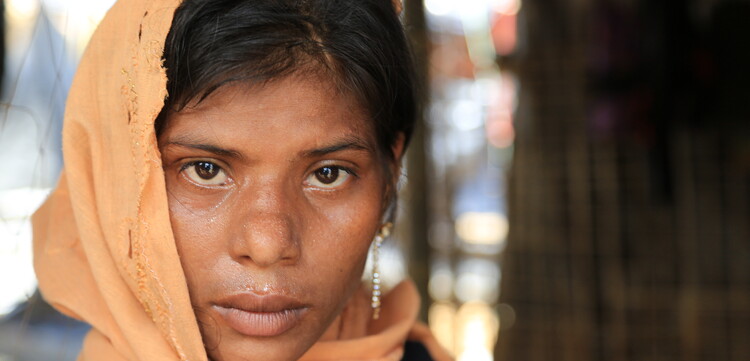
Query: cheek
166 189 229 296
304 188 383 291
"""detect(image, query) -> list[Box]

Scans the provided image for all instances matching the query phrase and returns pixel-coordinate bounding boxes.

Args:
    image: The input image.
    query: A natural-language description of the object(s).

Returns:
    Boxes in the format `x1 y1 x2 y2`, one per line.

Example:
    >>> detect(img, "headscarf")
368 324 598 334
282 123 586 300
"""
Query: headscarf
32 0 453 360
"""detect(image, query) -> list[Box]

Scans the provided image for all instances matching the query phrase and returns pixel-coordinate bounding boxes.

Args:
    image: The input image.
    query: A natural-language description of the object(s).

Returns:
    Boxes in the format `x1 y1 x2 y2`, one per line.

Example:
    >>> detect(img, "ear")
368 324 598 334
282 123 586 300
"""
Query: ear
391 133 406 163
382 133 406 221
389 133 406 181
392 0 403 15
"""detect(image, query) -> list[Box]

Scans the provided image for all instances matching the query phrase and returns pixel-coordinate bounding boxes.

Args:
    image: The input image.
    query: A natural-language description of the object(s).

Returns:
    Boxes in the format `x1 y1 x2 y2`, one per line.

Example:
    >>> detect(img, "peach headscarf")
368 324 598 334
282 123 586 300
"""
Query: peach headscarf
32 0 451 360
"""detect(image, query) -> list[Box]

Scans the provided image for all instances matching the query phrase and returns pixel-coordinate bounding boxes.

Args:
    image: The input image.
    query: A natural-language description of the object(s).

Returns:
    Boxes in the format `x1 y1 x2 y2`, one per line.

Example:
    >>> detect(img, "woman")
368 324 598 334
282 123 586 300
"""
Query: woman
32 0 451 360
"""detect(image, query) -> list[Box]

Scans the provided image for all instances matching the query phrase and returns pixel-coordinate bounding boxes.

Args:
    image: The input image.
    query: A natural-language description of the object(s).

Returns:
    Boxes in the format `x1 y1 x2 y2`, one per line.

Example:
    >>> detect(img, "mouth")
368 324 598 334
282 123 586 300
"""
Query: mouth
213 294 309 337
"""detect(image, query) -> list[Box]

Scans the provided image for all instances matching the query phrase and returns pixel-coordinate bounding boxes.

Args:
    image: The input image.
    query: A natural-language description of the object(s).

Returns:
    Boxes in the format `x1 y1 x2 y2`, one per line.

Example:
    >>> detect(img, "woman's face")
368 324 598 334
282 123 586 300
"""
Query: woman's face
158 76 398 361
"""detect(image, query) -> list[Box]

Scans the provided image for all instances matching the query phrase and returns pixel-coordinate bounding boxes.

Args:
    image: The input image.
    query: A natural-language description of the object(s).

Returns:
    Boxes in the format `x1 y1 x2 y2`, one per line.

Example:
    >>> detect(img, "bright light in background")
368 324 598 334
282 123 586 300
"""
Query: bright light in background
6 0 41 50
0 220 37 315
1 0 114 317
458 347 493 361
426 0 507 32
425 0 454 16
456 271 498 304
423 0 522 356
456 212 508 246
43 0 115 18
429 266 455 301
455 258 500 303
429 302 457 356
7 0 40 20
39 0 116 56
491 0 522 15
0 189 50 219
486 75 517 148
456 302 499 361
459 0 492 32
451 99 484 131
0 188 51 315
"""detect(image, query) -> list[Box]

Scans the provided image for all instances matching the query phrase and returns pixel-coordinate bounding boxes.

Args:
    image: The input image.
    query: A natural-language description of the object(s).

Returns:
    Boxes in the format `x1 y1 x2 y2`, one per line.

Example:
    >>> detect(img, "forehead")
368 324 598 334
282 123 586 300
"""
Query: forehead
160 75 376 153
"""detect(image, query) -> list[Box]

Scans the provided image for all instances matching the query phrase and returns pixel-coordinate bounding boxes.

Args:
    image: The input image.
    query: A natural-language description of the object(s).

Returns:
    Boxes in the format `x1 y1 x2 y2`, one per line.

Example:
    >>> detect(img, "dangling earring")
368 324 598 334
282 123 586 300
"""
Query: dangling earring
371 222 392 320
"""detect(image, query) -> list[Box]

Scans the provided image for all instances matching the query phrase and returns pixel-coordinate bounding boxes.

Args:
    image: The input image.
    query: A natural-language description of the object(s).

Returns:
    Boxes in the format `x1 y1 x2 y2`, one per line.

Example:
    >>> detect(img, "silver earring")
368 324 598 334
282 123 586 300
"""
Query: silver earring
371 222 392 320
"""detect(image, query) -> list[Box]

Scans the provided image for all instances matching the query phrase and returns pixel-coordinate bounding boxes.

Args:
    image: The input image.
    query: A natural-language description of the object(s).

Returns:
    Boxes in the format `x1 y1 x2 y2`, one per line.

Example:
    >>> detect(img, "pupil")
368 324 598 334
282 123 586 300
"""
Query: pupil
316 167 338 184
195 162 217 180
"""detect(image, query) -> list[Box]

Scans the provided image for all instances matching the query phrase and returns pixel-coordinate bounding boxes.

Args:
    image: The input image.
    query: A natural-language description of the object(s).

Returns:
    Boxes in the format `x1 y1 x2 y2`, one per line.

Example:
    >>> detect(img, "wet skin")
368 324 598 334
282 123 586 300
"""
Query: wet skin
158 76 402 361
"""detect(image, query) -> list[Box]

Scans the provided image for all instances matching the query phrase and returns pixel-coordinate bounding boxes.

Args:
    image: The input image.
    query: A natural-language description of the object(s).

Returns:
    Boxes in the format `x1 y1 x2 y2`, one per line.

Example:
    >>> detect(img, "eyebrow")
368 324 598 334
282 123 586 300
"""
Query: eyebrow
162 141 244 159
162 135 373 160
302 136 373 158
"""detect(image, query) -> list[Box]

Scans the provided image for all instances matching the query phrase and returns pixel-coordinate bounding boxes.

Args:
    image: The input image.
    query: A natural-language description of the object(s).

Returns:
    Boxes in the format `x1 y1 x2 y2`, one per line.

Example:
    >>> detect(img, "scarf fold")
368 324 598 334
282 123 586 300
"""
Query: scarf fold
32 1 452 360
302 279 453 361
303 281 417 361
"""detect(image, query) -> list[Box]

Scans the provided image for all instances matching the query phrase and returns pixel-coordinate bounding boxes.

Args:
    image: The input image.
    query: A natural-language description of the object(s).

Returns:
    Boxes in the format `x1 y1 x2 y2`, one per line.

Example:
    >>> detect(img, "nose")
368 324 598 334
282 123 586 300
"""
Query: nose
229 183 301 268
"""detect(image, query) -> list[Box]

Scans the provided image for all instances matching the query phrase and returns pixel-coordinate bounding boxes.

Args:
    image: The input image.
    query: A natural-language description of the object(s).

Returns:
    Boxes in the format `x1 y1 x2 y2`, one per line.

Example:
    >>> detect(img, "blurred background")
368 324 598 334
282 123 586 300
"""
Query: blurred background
1 0 748 360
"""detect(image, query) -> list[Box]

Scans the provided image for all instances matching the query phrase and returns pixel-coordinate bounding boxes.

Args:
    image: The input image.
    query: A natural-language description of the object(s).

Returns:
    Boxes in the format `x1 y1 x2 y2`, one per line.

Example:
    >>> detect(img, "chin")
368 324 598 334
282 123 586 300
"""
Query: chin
205 332 316 361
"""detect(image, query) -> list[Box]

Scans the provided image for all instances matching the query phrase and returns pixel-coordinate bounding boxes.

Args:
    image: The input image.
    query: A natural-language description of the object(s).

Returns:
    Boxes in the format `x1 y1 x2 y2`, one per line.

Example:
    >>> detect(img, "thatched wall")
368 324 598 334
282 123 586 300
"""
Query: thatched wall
497 1 750 360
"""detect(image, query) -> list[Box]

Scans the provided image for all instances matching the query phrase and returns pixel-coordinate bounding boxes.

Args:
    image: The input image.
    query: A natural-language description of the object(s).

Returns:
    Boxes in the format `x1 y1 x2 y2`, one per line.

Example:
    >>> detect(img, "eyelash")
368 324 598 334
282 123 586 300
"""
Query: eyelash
305 165 357 190
179 160 231 187
177 161 357 190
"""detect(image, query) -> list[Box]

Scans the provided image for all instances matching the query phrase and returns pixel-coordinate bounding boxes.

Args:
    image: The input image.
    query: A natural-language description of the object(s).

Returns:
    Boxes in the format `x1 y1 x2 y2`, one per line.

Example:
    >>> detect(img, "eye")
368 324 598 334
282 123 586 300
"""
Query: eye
182 161 229 186
307 166 352 189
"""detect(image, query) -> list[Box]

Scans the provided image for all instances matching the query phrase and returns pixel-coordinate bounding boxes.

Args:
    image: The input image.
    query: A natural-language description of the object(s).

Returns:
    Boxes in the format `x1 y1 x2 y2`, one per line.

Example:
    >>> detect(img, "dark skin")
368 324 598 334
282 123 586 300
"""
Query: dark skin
158 75 404 361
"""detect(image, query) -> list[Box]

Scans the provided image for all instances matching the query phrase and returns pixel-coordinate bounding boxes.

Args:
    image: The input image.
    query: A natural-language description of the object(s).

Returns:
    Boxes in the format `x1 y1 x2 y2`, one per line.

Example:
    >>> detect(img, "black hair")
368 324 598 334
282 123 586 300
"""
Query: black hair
156 0 418 164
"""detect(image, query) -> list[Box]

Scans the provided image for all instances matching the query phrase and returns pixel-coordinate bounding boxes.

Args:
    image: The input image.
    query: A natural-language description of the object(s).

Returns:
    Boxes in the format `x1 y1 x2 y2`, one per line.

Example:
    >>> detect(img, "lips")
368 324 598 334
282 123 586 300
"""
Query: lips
213 293 309 337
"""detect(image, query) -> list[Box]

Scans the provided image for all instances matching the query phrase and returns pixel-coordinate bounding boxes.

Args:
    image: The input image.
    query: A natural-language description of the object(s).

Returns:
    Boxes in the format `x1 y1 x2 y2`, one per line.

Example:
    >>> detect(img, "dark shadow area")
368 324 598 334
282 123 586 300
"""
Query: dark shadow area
497 1 750 360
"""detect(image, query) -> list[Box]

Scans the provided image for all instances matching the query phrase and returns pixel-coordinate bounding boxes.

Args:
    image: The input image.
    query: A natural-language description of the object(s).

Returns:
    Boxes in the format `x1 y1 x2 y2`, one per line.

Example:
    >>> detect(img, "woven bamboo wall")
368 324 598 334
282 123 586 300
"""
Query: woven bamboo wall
496 1 750 360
